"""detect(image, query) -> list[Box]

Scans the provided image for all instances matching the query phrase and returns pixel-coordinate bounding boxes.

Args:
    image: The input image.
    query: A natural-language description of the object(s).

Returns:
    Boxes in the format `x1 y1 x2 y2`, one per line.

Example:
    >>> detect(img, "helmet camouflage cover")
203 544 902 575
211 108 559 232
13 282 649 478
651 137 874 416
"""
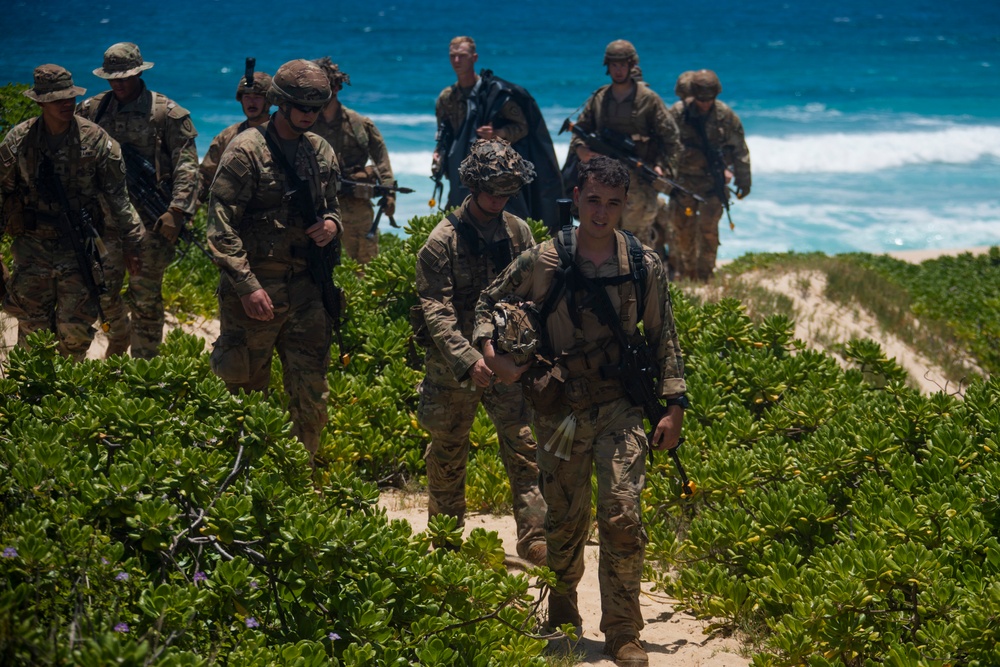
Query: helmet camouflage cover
492 296 541 365
689 69 722 100
268 59 331 108
458 138 535 196
604 39 638 65
237 71 272 100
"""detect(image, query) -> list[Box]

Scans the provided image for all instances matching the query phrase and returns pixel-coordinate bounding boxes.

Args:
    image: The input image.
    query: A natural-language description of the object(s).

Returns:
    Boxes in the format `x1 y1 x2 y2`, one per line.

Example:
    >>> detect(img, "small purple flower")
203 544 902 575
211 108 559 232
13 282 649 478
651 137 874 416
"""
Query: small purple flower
114 622 129 633
2 547 16 559
249 580 259 590
245 617 259 629
115 572 129 582
193 571 207 584
328 632 341 641
101 557 109 565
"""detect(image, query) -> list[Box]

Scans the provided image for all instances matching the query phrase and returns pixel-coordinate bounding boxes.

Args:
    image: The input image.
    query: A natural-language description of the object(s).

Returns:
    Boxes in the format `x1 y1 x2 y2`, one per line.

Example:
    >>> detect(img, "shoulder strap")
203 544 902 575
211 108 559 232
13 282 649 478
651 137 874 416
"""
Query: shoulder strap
92 92 114 125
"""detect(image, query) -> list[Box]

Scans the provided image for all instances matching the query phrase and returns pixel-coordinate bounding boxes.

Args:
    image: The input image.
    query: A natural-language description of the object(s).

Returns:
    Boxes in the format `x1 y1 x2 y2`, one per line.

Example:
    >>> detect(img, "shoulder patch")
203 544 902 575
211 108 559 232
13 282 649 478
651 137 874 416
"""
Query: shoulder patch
0 142 15 167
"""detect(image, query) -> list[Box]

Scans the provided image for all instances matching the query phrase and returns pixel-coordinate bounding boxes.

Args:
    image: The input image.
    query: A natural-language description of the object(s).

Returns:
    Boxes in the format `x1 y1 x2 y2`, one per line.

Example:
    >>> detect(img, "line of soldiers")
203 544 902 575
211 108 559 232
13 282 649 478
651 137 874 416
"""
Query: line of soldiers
433 37 752 284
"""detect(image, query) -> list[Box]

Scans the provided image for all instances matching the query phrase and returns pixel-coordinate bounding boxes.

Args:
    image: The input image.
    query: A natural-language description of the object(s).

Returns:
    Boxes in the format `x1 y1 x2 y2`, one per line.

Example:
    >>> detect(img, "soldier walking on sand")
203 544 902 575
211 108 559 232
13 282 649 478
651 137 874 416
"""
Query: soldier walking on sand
415 138 547 565
568 40 681 246
665 69 751 282
78 42 199 358
197 71 272 206
474 156 687 666
310 58 395 265
1 64 143 360
206 59 341 465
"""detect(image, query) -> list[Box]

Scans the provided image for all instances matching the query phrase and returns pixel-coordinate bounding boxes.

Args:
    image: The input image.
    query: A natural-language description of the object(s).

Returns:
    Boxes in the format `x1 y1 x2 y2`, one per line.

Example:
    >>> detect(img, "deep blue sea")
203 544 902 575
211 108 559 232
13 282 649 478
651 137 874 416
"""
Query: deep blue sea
3 0 998 258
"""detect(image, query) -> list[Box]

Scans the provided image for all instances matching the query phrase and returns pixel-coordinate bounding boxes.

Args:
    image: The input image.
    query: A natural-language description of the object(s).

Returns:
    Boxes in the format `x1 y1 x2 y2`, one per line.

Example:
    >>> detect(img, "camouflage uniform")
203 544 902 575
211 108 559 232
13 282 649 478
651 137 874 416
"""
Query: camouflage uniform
206 116 340 462
666 72 751 282
198 72 272 206
473 229 686 643
78 43 199 358
312 106 393 264
1 65 143 360
569 83 680 245
415 194 545 559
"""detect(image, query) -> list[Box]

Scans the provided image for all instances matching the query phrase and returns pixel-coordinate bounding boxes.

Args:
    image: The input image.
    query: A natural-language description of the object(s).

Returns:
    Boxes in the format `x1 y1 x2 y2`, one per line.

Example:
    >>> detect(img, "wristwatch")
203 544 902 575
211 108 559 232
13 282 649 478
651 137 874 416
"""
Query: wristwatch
665 394 691 410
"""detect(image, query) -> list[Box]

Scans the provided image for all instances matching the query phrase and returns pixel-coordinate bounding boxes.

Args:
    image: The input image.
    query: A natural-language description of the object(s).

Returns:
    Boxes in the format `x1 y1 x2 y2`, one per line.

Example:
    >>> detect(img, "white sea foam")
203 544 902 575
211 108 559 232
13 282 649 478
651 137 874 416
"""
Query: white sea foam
367 113 437 126
749 125 1000 174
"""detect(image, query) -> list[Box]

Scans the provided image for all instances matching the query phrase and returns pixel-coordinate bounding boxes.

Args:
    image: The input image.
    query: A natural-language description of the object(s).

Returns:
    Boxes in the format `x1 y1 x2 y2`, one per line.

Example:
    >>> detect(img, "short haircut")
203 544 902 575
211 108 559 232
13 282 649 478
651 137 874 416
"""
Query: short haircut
578 155 630 193
450 36 476 53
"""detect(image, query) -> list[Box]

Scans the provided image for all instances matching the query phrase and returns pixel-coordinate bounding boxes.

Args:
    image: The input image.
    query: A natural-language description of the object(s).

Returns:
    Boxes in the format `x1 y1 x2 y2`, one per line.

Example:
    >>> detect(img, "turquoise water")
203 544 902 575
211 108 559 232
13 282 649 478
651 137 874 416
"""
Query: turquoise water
3 0 998 257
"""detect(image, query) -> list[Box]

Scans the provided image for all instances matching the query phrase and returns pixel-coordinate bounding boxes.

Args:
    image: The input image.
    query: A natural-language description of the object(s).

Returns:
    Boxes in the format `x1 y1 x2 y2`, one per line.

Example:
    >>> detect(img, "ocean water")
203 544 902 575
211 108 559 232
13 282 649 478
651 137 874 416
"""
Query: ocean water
2 0 998 258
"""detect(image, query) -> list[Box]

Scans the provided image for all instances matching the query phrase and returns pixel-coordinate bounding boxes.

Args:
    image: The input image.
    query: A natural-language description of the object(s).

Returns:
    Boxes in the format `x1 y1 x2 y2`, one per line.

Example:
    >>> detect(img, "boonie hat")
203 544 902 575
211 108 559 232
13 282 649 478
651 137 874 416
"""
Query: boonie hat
93 42 154 79
22 64 86 103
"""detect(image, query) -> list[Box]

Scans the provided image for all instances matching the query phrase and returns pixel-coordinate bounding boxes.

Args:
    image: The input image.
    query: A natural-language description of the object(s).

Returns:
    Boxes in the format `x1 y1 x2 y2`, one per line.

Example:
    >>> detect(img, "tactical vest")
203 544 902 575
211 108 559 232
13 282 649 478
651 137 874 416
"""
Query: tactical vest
85 89 172 183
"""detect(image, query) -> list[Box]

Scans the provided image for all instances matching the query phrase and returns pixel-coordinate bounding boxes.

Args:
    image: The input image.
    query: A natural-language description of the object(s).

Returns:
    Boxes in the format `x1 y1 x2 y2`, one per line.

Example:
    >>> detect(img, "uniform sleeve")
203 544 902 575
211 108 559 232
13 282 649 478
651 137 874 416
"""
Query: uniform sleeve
97 135 144 251
317 141 342 228
640 251 686 397
724 110 751 191
494 98 528 144
197 130 228 205
207 144 258 295
473 245 541 346
164 107 200 216
0 128 22 232
652 97 682 178
365 117 394 186
568 92 599 157
416 232 482 380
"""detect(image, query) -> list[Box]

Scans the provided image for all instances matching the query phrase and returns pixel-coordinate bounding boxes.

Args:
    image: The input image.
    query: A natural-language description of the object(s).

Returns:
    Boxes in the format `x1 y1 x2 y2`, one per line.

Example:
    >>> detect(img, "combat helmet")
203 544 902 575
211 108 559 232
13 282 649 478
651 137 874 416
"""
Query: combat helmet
459 138 535 196
237 71 272 101
268 59 331 108
603 39 638 66
492 296 542 366
313 56 351 89
689 70 722 100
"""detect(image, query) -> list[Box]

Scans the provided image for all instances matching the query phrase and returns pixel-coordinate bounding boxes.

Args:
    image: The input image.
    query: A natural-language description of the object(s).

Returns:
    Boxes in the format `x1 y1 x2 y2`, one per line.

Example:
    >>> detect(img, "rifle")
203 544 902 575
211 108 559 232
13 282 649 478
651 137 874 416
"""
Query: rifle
691 112 735 231
429 121 452 210
119 144 216 262
336 179 415 240
39 156 111 332
261 127 346 363
559 119 705 203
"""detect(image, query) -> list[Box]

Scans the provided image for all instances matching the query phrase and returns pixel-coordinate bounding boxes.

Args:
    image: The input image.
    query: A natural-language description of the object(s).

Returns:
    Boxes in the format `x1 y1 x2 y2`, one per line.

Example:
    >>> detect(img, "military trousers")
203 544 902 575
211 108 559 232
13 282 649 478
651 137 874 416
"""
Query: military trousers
417 350 546 559
667 192 723 282
2 235 98 361
620 177 659 246
535 397 647 642
339 196 378 265
210 268 333 462
101 229 176 358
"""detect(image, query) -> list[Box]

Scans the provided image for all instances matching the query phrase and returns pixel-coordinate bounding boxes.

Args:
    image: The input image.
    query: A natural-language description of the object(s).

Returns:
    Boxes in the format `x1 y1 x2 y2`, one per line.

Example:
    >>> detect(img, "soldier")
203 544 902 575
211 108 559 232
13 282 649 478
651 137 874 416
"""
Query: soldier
206 59 341 465
79 42 199 358
1 64 143 360
197 71 272 206
665 69 751 282
415 138 546 565
568 40 681 246
473 156 687 666
310 57 394 265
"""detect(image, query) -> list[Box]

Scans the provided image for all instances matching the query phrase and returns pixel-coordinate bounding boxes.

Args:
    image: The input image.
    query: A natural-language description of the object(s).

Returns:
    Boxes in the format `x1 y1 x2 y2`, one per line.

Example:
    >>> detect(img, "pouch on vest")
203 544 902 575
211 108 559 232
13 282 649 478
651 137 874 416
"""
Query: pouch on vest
520 361 568 416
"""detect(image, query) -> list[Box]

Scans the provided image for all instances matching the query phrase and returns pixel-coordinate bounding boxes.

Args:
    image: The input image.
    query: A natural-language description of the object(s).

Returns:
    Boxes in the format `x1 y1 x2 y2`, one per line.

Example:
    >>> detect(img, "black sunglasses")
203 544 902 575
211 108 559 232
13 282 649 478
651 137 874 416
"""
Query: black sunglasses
289 102 321 114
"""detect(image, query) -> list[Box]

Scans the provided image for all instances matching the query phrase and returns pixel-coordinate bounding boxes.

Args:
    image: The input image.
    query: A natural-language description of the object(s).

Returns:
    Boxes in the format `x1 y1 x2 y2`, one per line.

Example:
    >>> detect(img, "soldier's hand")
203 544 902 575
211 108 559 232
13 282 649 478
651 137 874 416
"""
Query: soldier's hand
651 405 684 451
469 358 494 388
307 217 340 247
154 208 186 244
576 146 596 163
481 340 530 385
431 151 441 175
476 123 496 140
240 288 274 321
383 196 396 218
735 184 750 199
724 169 734 184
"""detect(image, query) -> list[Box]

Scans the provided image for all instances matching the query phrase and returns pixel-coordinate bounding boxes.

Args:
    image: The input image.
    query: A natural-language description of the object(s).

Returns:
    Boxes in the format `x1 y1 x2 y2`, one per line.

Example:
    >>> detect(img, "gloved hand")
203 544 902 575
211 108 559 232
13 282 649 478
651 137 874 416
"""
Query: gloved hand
735 184 751 200
154 207 186 243
383 195 396 218
351 182 375 200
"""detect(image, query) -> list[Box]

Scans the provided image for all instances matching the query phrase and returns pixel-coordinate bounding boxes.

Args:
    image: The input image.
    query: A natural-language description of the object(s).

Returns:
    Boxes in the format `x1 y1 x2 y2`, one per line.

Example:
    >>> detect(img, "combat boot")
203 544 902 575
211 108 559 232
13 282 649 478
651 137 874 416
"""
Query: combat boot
525 541 547 567
604 634 648 666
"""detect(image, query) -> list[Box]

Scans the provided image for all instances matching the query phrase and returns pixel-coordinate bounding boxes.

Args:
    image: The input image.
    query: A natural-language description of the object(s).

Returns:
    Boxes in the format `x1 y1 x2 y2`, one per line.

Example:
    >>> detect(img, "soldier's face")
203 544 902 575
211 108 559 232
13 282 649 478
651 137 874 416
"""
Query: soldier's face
449 43 477 77
693 98 715 114
474 191 510 217
109 76 142 103
608 61 631 84
39 97 77 127
286 104 320 133
241 94 269 121
574 179 627 242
